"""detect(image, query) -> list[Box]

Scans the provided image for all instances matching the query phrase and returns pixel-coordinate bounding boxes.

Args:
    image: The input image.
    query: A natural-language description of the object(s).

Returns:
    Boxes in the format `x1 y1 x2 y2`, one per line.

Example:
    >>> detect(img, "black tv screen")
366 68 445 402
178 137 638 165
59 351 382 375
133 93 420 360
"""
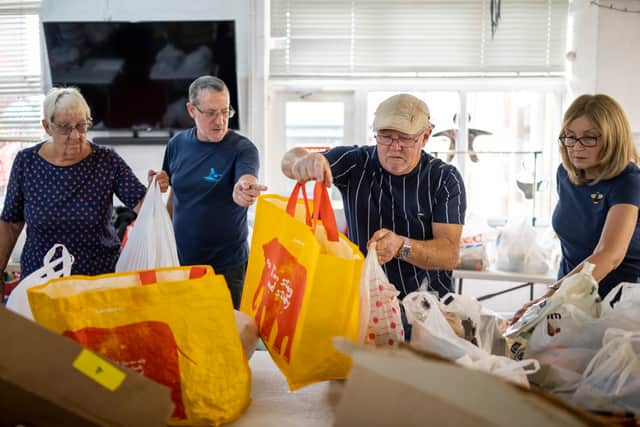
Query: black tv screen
43 21 239 131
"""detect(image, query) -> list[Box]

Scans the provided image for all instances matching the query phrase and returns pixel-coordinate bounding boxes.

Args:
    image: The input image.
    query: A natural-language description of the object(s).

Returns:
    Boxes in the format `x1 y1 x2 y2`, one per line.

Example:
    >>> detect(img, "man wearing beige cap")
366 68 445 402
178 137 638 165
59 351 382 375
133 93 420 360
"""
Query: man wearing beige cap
282 93 466 299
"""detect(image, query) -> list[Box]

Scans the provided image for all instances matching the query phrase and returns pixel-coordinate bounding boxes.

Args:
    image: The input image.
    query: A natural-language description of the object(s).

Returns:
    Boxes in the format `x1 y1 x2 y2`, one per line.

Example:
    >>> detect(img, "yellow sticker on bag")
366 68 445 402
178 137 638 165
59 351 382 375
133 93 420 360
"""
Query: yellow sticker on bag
72 348 126 391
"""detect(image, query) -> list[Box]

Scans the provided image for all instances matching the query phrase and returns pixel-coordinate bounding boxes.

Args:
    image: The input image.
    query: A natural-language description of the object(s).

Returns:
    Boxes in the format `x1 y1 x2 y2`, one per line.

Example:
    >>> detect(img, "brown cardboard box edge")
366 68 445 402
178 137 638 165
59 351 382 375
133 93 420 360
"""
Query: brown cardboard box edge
334 341 610 427
0 306 174 427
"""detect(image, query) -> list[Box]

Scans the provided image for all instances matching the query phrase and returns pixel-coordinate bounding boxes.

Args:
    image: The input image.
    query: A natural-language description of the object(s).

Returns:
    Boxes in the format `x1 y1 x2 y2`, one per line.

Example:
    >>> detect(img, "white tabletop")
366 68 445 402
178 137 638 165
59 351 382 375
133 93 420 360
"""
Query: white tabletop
229 351 342 427
452 269 556 285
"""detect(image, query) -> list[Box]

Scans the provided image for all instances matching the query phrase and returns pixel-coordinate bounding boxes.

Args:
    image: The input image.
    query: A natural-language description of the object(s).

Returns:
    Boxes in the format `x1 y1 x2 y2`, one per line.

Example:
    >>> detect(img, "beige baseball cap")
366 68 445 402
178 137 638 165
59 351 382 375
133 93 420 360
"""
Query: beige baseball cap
373 94 433 135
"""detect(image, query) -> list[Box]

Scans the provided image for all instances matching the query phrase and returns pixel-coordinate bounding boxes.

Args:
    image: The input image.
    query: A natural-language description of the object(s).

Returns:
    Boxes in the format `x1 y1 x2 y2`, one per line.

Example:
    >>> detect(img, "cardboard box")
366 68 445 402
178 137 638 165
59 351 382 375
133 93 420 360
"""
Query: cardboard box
0 306 173 427
334 341 608 427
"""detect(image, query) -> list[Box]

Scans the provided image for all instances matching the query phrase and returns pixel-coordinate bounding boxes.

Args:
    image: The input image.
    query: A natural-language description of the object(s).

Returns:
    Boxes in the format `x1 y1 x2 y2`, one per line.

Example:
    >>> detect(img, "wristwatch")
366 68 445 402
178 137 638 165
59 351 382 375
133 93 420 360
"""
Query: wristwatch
395 237 411 261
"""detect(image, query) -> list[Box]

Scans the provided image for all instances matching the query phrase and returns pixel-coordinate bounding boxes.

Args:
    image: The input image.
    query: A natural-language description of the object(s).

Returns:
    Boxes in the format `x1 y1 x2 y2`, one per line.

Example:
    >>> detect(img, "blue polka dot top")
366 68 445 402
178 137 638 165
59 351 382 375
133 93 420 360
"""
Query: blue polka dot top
1 142 146 277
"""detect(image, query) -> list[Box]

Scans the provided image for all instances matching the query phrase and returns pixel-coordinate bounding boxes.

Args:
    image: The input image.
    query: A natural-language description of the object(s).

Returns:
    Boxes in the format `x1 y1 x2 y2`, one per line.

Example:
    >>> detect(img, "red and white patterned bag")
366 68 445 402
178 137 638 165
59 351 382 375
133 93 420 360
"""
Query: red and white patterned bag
359 244 404 347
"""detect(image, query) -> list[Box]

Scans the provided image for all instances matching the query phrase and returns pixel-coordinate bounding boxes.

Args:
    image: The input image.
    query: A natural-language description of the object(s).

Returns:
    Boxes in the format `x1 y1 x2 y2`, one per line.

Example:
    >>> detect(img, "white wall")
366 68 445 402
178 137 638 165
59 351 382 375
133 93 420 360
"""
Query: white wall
596 1 640 134
568 0 640 134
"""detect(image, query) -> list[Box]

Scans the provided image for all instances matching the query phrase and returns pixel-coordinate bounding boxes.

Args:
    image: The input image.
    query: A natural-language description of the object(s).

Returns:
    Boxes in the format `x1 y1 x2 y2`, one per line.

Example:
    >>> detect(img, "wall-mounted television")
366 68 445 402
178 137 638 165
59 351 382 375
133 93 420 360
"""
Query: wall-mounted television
43 20 239 132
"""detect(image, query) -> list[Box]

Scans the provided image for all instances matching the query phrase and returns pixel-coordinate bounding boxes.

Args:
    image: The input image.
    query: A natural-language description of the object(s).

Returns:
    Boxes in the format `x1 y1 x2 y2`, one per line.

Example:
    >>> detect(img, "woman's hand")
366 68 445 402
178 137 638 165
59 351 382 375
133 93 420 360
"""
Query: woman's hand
148 170 169 192
510 288 556 325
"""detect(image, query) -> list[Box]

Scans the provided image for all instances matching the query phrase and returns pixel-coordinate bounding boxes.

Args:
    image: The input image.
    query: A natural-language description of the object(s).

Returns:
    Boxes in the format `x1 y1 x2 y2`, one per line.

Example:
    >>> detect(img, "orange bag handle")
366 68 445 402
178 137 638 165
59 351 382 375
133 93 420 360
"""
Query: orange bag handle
286 182 339 242
286 182 312 226
312 182 339 242
138 266 208 285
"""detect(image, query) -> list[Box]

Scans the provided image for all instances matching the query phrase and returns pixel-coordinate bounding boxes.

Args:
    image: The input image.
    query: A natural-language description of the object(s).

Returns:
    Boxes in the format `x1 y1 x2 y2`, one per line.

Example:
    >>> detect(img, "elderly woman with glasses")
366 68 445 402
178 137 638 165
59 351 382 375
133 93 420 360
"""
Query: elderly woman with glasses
512 94 640 323
0 87 169 284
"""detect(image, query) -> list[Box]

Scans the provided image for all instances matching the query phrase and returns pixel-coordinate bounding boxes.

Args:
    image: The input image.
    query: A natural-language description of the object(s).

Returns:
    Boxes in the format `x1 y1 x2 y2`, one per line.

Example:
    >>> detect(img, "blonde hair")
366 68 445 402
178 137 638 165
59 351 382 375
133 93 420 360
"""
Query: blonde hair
43 87 92 123
559 94 637 185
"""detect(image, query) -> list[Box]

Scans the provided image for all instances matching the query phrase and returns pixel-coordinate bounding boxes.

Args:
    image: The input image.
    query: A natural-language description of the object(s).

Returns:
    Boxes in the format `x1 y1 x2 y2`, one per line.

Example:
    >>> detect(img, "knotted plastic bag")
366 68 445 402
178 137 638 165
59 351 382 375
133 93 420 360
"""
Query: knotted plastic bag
572 328 640 414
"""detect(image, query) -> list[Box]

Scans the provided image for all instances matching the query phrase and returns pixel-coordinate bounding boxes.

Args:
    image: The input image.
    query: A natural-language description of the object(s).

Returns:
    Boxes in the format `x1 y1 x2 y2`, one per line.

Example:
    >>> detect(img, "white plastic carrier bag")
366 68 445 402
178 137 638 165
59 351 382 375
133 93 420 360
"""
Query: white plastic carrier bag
115 176 179 272
572 328 640 414
6 243 74 320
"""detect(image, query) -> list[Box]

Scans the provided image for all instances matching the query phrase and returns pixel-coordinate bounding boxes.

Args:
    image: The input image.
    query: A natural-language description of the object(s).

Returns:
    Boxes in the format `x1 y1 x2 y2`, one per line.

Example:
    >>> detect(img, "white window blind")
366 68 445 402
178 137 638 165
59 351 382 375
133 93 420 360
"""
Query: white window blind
0 0 43 142
270 0 568 77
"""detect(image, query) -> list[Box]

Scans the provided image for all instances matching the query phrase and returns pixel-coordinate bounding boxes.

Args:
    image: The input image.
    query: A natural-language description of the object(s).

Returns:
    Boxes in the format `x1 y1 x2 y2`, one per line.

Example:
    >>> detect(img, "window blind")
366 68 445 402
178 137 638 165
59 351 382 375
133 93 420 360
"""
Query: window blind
0 0 43 143
270 0 568 77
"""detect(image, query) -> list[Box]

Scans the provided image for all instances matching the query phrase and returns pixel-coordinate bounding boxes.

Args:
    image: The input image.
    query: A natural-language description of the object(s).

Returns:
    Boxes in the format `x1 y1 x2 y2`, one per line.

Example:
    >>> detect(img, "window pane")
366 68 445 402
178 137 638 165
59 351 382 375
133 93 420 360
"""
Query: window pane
0 11 43 142
465 91 560 226
283 100 346 221
285 101 344 151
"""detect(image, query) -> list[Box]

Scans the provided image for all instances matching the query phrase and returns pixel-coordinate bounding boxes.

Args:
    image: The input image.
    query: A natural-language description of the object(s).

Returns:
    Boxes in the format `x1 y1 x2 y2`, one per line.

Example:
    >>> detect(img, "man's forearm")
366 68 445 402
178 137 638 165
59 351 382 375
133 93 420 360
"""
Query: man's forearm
0 220 24 271
405 237 460 271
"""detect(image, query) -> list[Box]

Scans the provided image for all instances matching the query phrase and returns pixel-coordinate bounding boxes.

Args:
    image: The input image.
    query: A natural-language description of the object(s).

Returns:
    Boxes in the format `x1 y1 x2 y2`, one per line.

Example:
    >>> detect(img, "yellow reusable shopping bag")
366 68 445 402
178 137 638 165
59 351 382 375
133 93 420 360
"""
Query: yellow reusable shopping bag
28 265 251 427
240 182 364 390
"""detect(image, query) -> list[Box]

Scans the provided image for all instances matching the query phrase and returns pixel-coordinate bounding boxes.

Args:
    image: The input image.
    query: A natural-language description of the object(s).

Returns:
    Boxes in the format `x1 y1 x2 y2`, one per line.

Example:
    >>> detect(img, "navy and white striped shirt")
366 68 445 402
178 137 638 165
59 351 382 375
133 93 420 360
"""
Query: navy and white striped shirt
324 145 466 298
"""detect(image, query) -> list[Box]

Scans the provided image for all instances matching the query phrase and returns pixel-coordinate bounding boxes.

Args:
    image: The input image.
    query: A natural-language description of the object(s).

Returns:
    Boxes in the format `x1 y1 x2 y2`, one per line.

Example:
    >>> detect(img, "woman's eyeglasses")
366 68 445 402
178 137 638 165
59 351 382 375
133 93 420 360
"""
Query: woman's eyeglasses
559 135 599 148
51 120 93 135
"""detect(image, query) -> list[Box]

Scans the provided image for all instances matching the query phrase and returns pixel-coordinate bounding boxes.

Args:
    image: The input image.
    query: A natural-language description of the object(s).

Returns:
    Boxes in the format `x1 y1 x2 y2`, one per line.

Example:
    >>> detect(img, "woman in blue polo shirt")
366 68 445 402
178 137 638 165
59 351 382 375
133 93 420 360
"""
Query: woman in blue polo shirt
513 94 640 322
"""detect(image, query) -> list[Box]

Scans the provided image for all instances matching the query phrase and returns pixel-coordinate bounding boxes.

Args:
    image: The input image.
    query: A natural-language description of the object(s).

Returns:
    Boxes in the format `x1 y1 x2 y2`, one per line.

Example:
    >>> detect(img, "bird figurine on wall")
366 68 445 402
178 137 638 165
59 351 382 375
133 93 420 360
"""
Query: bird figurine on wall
432 114 492 163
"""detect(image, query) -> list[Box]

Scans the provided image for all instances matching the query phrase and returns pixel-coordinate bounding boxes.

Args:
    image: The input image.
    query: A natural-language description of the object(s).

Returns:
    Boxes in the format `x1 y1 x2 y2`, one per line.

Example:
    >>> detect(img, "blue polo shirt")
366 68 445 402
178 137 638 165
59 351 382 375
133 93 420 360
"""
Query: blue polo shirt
324 145 466 298
162 128 259 272
552 164 640 298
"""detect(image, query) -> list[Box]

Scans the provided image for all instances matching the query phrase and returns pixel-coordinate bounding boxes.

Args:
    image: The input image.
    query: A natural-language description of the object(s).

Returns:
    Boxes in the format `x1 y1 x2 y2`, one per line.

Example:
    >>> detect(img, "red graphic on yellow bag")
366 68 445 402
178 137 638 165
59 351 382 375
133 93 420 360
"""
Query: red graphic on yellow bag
63 321 189 419
253 238 307 362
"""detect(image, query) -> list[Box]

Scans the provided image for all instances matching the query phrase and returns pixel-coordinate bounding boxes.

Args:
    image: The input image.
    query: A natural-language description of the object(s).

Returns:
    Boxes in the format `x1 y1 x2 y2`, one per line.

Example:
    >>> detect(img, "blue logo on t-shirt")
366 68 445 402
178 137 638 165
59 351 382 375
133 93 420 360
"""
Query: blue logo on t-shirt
203 167 222 183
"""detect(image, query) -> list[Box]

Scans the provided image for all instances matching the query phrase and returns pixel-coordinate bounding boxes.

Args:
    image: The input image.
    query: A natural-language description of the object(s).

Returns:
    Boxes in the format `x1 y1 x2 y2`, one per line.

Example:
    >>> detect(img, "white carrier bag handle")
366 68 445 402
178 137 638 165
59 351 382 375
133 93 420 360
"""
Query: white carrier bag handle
6 243 74 320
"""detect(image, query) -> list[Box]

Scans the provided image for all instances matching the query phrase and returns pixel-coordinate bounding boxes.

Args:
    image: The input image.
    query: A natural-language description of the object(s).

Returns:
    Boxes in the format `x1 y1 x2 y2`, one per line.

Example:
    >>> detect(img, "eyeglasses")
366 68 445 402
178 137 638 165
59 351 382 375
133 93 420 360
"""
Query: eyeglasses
559 135 600 148
51 120 93 135
193 104 236 119
375 132 423 148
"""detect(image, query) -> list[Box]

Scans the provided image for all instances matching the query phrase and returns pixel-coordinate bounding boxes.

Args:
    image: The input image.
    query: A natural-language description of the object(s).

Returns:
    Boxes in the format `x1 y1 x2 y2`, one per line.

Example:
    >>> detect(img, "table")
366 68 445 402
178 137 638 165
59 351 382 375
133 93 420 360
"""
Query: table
452 269 556 301
229 351 343 426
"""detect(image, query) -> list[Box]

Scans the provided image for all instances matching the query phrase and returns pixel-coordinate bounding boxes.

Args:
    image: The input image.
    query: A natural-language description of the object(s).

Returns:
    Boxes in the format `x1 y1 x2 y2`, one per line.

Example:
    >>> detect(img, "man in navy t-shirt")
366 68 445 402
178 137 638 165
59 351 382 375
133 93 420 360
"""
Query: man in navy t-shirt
281 94 466 299
162 76 266 308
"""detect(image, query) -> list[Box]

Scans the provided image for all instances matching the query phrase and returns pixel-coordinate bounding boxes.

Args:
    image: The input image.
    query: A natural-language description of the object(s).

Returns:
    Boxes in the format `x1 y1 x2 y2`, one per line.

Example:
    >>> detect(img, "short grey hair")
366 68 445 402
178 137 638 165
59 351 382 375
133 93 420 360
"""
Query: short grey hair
42 87 91 123
188 75 229 105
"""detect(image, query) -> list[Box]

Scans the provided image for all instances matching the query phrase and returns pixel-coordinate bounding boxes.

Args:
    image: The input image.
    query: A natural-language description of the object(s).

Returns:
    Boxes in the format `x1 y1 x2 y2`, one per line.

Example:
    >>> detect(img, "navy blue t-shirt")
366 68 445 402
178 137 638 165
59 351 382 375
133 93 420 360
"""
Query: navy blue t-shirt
552 164 640 298
1 142 146 277
324 145 466 298
162 128 259 272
